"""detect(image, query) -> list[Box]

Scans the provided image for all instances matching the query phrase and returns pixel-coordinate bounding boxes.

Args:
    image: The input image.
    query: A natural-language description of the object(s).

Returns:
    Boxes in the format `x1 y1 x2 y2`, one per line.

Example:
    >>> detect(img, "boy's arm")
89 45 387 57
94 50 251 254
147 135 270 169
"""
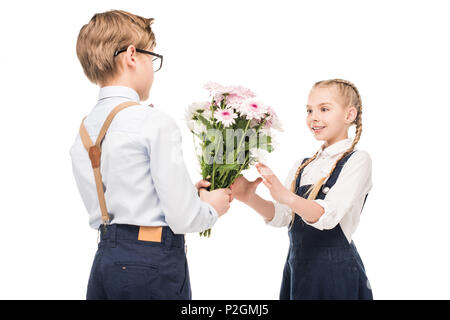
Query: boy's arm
143 111 218 234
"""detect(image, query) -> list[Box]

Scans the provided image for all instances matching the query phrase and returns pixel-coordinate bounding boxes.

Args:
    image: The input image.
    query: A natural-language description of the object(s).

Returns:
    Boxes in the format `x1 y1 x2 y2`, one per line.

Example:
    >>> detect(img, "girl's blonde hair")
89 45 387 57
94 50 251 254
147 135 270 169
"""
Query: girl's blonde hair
289 79 363 227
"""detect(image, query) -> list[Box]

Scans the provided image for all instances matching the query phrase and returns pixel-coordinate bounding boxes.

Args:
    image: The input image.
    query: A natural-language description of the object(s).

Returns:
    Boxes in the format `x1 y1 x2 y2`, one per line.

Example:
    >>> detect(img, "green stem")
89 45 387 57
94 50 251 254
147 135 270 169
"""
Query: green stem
211 162 216 190
235 119 251 163
210 102 215 123
219 170 230 187
237 152 250 174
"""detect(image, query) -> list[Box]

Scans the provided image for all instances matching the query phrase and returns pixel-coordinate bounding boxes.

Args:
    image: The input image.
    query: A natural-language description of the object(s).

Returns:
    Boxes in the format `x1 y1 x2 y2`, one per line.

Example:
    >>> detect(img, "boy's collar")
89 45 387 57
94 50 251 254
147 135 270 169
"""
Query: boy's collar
98 86 140 102
317 137 353 158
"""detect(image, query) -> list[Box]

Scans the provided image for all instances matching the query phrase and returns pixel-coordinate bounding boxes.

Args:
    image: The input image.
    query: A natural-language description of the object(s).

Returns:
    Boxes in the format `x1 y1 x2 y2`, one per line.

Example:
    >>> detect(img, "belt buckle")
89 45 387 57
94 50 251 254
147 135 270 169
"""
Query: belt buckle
102 219 110 233
98 220 109 244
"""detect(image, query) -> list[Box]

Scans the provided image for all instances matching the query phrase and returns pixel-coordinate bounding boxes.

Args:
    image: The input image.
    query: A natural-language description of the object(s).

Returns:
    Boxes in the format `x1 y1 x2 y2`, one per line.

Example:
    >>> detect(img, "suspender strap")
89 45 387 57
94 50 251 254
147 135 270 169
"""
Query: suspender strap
79 101 141 225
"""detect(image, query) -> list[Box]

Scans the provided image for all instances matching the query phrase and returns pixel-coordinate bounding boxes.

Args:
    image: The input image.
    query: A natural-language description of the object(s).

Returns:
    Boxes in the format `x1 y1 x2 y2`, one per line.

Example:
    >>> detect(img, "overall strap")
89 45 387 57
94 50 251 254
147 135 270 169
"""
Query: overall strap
321 150 357 192
294 150 358 195
320 150 369 214
79 101 141 226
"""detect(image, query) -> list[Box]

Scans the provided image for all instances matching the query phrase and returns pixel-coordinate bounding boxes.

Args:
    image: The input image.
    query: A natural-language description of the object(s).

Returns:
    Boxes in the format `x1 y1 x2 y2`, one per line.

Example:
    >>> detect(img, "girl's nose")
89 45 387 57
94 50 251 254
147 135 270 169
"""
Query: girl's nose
311 112 320 121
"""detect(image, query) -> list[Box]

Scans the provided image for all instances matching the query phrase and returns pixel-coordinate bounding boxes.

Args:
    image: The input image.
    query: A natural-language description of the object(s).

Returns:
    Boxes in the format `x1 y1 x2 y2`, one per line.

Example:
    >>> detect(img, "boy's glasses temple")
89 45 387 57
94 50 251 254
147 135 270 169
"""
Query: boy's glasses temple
113 48 163 72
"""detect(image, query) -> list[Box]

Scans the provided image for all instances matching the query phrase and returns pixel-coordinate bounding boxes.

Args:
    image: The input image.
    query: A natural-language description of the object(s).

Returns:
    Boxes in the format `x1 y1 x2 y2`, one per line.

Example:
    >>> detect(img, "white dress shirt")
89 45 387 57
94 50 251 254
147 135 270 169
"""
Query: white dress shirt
267 138 372 243
70 86 218 233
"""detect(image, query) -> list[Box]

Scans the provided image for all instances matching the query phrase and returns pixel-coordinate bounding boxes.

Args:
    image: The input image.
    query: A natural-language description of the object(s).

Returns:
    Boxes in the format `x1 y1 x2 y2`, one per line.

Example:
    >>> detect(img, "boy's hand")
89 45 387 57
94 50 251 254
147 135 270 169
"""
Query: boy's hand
196 179 233 202
256 162 294 205
195 179 211 193
230 176 262 203
199 188 232 217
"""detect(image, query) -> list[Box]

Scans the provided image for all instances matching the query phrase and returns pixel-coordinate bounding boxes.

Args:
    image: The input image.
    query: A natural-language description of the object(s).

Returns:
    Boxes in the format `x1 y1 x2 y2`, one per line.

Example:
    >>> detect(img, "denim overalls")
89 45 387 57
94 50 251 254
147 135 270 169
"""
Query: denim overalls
280 150 373 300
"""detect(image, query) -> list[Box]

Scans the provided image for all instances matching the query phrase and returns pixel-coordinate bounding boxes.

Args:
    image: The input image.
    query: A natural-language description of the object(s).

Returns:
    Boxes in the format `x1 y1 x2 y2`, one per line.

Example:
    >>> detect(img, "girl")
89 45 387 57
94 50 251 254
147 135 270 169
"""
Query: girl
231 79 373 300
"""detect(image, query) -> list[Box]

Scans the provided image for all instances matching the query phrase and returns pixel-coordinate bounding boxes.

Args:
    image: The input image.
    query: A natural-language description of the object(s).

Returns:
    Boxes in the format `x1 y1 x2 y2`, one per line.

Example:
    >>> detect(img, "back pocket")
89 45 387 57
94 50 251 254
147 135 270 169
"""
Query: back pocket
105 261 160 299
115 261 158 270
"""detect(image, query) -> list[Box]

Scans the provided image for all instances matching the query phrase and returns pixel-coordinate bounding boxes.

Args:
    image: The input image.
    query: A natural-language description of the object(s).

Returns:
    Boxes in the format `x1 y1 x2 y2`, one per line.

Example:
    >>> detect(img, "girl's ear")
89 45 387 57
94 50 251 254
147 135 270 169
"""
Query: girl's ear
345 106 358 124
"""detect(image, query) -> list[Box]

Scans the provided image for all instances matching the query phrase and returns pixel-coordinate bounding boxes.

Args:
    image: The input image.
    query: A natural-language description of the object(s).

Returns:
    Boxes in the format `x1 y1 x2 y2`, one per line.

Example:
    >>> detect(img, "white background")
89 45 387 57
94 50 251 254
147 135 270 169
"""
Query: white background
1 0 449 299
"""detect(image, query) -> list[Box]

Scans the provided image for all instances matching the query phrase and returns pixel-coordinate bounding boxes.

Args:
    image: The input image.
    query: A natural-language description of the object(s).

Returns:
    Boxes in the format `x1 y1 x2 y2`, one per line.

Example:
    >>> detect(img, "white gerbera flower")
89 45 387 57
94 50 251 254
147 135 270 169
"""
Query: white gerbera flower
201 108 213 120
249 147 267 163
192 121 207 135
270 117 284 131
187 119 195 131
185 101 210 121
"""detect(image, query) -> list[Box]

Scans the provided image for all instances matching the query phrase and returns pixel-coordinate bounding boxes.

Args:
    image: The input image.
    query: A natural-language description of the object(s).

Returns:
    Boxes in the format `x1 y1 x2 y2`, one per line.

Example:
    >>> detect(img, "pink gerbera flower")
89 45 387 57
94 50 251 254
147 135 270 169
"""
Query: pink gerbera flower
226 85 256 104
214 108 238 127
204 82 256 105
238 99 268 120
204 81 228 103
264 106 283 131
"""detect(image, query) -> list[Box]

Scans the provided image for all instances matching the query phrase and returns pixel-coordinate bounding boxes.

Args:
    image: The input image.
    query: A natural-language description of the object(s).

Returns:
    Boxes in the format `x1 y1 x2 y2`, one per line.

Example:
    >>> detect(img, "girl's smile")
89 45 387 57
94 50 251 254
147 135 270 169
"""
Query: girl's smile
306 86 356 147
312 125 326 134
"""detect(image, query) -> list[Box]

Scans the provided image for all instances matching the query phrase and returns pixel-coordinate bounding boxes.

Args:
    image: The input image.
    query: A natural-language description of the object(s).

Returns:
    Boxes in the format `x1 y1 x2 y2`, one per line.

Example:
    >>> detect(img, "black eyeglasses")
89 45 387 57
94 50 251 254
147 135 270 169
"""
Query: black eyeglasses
113 48 163 72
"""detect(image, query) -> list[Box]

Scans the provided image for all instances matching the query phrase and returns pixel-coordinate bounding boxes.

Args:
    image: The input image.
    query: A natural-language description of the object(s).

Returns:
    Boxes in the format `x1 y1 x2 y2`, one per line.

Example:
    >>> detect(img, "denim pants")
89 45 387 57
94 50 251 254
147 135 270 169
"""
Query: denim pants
86 224 191 300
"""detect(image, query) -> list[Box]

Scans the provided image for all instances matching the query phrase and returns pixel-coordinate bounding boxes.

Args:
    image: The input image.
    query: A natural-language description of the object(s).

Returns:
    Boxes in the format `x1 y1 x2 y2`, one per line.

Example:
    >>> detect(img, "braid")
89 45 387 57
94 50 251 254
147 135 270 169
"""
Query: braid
289 150 319 194
288 150 319 228
288 79 363 228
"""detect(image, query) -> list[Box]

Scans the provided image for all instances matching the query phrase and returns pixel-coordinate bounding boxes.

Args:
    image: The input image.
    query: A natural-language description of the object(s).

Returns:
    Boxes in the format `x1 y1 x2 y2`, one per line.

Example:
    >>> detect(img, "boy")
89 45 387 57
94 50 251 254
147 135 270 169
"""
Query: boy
70 10 232 300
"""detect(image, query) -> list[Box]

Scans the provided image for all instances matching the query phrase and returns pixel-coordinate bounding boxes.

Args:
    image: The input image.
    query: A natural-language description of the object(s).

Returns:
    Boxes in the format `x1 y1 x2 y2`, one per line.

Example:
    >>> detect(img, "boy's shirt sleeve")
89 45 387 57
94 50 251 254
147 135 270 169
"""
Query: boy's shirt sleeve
142 110 218 234
304 150 373 230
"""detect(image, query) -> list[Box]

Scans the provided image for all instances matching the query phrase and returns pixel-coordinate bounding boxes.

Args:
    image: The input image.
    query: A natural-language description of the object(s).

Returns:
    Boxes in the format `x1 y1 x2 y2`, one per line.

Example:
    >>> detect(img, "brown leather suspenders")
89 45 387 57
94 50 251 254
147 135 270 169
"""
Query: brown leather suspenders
78 101 163 242
79 101 140 227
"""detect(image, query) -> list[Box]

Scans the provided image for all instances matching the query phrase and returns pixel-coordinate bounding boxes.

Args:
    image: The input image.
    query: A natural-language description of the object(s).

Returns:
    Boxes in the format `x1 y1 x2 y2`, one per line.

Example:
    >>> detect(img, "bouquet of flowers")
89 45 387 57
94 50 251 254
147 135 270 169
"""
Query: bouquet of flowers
186 82 283 237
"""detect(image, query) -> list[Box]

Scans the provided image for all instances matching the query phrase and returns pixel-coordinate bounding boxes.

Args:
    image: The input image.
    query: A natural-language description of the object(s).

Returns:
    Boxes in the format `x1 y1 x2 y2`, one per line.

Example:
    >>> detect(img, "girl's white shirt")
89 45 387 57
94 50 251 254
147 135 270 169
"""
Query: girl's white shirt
267 137 372 244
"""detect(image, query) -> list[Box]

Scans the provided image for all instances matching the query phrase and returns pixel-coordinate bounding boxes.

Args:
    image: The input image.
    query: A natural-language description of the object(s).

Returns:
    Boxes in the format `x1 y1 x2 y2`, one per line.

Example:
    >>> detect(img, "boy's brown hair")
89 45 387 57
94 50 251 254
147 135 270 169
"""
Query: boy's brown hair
76 10 156 85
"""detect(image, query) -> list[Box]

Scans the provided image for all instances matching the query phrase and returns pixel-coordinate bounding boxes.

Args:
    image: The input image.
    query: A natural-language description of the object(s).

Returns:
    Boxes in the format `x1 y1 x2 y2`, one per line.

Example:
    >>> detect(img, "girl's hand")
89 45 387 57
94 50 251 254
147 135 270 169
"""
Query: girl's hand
255 162 294 205
230 175 263 203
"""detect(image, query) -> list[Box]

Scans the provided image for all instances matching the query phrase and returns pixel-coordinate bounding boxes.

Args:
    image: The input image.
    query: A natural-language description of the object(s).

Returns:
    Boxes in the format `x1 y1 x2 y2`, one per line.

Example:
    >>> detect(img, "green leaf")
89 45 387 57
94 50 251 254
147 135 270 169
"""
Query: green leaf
197 114 212 128
216 163 241 173
257 144 273 152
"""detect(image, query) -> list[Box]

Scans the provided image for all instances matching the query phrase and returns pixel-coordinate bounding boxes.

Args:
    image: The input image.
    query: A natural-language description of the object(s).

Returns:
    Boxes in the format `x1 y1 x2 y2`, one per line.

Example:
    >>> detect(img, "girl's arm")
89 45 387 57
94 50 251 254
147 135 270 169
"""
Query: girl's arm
256 150 372 230
256 162 324 223
284 193 325 223
299 151 372 230
231 158 307 226
230 176 274 220
245 192 275 221
244 192 323 224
